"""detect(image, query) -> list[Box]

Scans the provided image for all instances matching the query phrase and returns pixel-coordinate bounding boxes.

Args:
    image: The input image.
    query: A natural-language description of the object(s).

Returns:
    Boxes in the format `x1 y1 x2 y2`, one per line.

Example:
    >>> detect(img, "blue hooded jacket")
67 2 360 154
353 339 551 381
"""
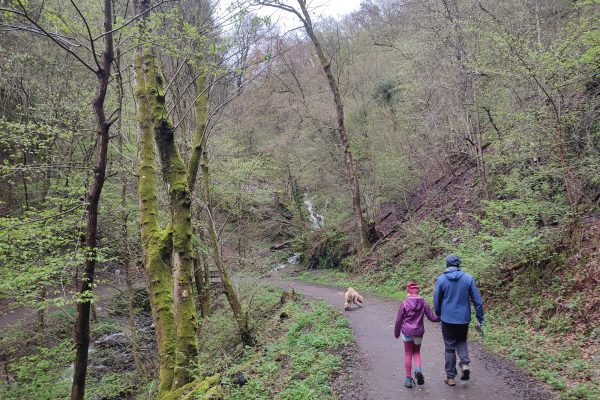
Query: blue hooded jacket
433 255 484 324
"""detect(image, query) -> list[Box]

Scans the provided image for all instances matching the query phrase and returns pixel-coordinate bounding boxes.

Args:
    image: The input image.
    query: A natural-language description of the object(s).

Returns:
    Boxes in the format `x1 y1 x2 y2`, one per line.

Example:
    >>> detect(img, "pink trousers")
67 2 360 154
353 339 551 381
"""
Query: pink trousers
404 341 422 377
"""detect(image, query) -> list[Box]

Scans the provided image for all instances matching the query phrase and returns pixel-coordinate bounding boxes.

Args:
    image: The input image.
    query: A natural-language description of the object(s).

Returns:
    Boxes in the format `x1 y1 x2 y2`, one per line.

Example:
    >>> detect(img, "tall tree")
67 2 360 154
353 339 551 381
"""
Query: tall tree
71 2 115 396
0 1 116 398
135 42 199 400
199 124 253 344
258 0 371 249
133 0 214 394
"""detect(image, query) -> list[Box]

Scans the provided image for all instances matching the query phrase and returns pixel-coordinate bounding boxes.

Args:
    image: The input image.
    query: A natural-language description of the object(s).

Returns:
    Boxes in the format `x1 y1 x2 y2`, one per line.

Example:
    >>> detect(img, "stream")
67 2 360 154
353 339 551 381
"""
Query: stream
272 253 301 272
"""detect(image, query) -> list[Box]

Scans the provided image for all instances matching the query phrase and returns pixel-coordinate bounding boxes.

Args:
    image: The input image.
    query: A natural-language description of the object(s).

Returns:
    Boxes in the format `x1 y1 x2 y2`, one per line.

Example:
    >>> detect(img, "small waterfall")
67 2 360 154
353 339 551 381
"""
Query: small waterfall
272 253 301 272
304 194 324 229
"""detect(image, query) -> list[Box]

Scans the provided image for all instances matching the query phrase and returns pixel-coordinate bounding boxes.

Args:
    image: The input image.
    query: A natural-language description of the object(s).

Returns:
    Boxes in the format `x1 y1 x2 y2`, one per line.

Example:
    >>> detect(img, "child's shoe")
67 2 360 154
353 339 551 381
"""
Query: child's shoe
415 370 425 385
444 377 456 386
404 377 415 388
460 364 470 381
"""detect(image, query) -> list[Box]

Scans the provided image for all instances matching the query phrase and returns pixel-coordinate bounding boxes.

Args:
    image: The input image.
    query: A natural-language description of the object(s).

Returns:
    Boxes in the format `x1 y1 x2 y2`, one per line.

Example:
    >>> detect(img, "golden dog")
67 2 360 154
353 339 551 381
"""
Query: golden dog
344 287 364 310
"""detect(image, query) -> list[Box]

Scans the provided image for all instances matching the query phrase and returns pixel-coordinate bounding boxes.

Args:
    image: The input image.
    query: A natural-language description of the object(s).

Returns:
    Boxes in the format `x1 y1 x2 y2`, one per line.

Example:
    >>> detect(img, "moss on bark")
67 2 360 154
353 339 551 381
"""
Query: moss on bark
155 55 199 388
135 48 200 393
160 374 222 400
187 73 207 192
135 50 177 396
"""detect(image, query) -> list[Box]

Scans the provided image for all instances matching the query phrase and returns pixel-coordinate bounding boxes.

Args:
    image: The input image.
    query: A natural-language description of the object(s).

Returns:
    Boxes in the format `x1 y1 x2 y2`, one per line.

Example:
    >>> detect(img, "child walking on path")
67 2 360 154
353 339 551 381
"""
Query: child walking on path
394 282 440 388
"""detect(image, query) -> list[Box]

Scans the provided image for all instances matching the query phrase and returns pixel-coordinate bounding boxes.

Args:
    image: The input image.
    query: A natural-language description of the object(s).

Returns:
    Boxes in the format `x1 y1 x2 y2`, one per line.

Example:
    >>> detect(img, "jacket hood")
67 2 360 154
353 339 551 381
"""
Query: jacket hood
403 296 425 313
444 269 465 281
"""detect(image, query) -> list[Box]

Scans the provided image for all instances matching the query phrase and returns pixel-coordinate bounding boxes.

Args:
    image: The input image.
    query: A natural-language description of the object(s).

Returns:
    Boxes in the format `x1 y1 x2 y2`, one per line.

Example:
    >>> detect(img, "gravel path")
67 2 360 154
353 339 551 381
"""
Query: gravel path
278 280 556 400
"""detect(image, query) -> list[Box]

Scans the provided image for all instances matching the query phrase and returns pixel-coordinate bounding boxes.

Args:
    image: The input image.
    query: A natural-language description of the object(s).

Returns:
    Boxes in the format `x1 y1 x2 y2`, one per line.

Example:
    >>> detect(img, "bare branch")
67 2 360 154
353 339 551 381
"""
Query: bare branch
106 108 121 127
256 0 307 26
2 2 97 73
69 0 102 70
93 0 178 42
0 23 83 48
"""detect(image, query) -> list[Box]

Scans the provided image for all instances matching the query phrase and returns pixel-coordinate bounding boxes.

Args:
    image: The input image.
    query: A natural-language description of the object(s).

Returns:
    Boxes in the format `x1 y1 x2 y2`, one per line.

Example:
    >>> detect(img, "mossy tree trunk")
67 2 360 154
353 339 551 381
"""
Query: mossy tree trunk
135 46 178 395
187 73 207 193
135 46 200 392
153 92 199 388
134 0 253 393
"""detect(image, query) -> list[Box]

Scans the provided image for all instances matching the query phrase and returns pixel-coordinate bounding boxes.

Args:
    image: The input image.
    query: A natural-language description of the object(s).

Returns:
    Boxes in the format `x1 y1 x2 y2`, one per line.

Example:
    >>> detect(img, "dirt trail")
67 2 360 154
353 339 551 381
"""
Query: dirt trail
279 280 555 400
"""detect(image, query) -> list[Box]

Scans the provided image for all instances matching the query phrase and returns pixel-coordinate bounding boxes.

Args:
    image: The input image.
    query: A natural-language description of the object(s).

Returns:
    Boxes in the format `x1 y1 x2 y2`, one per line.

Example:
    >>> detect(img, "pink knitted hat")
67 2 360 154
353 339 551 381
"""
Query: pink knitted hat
406 281 420 295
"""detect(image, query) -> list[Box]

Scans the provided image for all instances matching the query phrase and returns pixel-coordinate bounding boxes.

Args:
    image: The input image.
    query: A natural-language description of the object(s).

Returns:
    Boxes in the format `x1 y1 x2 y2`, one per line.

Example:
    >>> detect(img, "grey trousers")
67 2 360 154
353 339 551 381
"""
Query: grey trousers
442 322 470 379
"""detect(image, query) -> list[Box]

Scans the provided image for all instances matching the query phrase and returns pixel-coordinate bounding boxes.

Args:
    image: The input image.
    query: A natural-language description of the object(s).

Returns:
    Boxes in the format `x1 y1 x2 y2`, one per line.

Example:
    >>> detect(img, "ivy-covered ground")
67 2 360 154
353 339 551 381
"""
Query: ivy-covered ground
0 279 362 400
223 297 355 399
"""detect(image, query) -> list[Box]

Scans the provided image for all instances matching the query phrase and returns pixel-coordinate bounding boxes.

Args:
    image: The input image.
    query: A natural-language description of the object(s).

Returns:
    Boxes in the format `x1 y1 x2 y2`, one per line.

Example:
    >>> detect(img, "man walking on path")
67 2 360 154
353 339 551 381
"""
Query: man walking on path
434 254 484 386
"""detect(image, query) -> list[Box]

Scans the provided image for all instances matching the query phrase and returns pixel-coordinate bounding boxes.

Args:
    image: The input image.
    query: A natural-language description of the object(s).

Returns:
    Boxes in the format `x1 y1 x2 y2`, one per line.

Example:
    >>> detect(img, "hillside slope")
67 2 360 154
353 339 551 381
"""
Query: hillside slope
299 161 600 399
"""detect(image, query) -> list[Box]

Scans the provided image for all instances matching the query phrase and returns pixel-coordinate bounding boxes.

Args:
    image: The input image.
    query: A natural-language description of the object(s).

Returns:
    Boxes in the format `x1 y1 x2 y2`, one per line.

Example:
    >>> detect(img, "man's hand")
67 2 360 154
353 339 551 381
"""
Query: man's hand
475 319 484 337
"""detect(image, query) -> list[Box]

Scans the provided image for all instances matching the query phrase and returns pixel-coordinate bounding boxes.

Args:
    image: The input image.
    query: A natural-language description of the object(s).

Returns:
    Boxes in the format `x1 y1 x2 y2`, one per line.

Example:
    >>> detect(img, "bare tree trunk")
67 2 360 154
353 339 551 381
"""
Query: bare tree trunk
201 139 251 344
193 256 210 317
21 153 29 210
71 2 114 399
301 5 368 248
37 287 45 345
472 79 489 200
0 351 9 384
121 180 147 377
258 0 369 247
91 303 98 323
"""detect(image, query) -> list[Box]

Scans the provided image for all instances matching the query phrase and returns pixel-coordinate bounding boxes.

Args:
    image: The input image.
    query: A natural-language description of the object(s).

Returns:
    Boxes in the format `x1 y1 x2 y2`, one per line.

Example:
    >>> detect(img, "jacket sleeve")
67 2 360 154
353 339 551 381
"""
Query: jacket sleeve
469 277 484 323
433 276 443 317
424 302 440 322
394 303 404 338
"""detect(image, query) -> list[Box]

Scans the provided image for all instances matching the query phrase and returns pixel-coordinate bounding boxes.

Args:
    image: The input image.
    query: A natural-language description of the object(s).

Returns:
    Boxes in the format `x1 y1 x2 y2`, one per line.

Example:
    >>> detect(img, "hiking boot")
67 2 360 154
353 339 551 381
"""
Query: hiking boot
415 371 425 385
444 378 456 386
460 364 470 381
404 377 415 388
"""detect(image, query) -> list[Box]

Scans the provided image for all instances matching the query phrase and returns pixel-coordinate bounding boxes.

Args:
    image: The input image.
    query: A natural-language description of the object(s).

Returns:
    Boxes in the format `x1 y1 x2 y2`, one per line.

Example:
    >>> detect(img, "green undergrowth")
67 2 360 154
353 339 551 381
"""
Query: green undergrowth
0 277 353 400
192 277 355 399
222 296 353 399
484 308 599 400
0 321 152 400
